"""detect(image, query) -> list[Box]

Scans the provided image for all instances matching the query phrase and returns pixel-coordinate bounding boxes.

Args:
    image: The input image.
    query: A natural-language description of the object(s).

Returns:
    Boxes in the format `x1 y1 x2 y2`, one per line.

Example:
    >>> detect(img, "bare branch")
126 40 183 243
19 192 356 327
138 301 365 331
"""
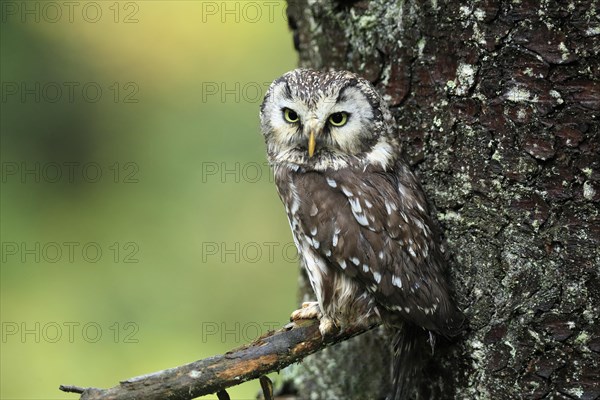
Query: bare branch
59 319 376 400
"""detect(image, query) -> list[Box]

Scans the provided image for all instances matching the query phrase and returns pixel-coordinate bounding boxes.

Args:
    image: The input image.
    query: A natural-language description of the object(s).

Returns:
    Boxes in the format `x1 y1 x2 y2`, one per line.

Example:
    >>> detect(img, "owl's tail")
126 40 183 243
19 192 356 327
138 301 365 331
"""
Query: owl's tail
390 324 425 400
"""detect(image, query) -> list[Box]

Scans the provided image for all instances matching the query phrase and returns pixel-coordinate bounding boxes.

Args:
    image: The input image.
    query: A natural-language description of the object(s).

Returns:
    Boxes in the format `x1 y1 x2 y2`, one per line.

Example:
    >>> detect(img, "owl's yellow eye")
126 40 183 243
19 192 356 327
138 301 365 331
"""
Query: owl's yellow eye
328 112 348 127
283 108 299 123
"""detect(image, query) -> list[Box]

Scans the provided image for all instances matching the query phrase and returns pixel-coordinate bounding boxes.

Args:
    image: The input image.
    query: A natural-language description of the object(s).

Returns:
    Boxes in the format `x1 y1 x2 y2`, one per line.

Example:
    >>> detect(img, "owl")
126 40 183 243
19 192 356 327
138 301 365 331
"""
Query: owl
260 69 463 398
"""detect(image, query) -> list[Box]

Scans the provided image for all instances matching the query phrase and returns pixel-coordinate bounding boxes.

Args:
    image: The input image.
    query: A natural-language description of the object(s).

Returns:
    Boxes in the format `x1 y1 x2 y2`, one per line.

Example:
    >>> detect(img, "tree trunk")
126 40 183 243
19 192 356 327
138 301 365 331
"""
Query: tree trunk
282 0 599 398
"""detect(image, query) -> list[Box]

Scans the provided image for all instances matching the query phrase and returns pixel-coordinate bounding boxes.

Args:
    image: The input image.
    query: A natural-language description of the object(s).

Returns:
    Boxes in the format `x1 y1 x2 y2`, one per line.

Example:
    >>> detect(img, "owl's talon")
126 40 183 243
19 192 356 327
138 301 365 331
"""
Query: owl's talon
290 303 338 338
290 301 321 321
318 317 339 338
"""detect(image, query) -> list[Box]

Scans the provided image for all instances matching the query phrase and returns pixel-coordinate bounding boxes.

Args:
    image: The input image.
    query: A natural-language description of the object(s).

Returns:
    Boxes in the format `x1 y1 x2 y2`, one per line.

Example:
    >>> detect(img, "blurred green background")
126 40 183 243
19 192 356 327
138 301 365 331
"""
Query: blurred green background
0 1 296 399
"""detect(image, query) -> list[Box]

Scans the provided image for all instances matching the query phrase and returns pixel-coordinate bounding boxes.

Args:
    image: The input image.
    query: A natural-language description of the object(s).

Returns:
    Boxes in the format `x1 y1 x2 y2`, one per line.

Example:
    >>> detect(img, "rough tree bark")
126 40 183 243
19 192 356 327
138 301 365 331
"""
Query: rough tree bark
282 1 599 399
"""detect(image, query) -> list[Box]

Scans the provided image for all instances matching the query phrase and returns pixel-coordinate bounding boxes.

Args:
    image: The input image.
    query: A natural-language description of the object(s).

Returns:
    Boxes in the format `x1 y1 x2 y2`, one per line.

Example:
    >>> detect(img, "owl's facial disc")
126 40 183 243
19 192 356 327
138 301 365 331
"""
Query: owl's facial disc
270 85 373 159
276 102 325 157
260 69 398 171
281 109 350 159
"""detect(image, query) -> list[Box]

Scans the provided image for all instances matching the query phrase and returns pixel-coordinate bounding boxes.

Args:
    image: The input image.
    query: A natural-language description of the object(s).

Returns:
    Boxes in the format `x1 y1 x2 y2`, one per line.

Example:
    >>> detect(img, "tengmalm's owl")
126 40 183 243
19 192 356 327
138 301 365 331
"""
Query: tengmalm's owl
260 69 463 398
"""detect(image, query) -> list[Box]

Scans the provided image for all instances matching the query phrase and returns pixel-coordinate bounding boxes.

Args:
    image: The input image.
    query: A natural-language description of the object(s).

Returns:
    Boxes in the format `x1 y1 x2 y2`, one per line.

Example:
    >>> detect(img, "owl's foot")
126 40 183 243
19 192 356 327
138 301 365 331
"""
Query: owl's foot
318 316 339 338
290 302 340 338
290 301 321 321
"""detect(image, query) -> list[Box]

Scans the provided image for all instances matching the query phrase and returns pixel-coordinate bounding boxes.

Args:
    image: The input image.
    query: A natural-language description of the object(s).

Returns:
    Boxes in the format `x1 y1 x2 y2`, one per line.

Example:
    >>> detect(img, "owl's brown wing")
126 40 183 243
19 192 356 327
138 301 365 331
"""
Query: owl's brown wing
291 162 462 335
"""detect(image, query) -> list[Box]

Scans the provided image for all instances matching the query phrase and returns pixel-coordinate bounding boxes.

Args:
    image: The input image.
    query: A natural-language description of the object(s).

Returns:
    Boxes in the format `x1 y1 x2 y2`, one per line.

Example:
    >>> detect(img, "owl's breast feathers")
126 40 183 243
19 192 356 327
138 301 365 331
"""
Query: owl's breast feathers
275 162 463 336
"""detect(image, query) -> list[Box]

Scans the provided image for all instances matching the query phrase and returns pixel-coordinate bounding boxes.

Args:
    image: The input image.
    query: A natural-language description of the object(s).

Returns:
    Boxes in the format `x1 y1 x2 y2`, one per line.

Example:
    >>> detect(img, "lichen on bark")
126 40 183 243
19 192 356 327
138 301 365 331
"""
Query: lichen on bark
283 0 599 398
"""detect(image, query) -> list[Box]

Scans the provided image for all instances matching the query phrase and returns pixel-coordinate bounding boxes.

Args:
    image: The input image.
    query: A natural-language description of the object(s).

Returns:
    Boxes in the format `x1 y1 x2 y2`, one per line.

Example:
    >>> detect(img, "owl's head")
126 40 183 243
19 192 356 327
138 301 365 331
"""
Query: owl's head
260 69 399 171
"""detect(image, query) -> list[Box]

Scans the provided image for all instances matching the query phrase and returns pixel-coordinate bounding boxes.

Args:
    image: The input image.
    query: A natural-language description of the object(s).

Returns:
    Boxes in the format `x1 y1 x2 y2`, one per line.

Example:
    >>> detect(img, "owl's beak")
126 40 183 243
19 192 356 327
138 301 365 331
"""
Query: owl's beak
308 131 316 158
